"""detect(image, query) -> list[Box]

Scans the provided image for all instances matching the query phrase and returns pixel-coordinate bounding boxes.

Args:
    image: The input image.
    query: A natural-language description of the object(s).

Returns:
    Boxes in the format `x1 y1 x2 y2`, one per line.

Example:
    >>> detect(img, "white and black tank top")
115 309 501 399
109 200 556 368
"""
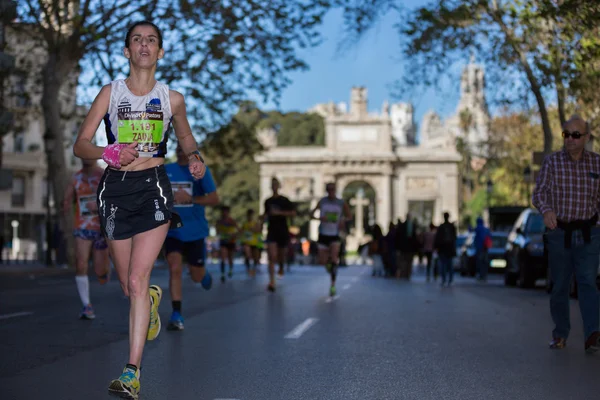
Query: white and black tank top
103 79 172 158
319 197 345 236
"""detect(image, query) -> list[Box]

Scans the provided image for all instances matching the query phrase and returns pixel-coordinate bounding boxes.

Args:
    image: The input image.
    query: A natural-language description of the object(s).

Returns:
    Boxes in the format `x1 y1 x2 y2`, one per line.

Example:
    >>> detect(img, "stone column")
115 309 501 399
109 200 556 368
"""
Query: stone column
394 173 407 222
377 174 392 232
309 171 326 241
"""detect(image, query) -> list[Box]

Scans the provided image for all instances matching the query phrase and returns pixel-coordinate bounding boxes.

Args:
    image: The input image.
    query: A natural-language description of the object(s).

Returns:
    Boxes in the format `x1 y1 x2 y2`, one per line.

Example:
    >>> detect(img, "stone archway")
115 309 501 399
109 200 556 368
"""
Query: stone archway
336 173 392 236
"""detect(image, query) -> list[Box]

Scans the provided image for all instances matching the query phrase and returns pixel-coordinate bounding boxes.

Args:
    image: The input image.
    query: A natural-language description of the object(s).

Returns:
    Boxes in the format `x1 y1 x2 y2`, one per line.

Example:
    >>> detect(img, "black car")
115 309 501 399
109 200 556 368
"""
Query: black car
459 232 508 276
504 208 546 288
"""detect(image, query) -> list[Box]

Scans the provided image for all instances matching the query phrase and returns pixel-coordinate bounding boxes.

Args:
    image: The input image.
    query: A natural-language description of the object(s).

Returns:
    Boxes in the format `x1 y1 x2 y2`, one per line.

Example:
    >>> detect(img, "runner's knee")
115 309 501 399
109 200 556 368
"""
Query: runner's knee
127 274 150 298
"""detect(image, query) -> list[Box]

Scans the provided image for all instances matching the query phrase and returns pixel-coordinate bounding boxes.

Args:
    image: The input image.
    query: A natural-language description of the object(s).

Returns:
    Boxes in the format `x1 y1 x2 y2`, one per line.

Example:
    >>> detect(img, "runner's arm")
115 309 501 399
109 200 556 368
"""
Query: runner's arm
62 180 75 217
283 199 297 217
192 191 219 206
192 167 218 206
310 200 321 220
73 85 111 160
342 201 352 222
170 90 203 159
272 198 296 218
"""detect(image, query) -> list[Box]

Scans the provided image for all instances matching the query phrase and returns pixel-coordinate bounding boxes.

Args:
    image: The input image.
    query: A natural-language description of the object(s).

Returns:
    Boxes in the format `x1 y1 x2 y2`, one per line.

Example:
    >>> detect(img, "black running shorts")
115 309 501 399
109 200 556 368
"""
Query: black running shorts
318 234 341 248
164 237 206 266
219 241 236 251
97 165 182 240
266 229 289 249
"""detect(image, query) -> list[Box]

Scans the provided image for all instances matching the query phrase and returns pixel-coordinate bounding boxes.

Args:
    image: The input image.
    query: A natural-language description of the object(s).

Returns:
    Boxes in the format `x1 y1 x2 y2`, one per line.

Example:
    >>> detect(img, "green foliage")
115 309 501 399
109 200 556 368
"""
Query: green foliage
200 104 263 224
12 0 333 220
257 111 325 146
337 0 600 155
200 102 324 224
460 106 566 222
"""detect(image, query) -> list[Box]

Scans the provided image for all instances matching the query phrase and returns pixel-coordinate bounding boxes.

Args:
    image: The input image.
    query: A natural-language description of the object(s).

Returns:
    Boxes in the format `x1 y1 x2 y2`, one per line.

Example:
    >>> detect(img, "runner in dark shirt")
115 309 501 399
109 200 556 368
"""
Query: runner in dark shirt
261 177 295 292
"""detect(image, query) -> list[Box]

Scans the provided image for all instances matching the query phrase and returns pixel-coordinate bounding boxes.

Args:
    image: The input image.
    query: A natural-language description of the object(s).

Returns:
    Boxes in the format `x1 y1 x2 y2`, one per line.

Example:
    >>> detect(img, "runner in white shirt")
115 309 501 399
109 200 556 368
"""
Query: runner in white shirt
311 182 351 296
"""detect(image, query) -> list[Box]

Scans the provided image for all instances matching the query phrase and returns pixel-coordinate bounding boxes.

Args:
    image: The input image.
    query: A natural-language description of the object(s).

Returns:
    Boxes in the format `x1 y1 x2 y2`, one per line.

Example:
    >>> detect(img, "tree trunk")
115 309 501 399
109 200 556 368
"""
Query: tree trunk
41 51 76 267
491 8 554 154
556 81 566 126
532 86 554 155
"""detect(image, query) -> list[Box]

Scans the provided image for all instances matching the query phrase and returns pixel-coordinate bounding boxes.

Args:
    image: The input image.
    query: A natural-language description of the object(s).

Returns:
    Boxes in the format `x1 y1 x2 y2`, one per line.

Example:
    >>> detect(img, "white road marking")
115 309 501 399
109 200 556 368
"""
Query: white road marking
351 277 359 282
325 295 340 303
0 311 34 320
342 284 351 290
284 318 318 339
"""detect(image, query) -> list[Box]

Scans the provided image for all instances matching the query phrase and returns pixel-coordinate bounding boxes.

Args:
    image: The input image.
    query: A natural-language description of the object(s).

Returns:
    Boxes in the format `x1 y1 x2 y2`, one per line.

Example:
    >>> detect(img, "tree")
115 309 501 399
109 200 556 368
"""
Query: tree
0 0 17 169
257 111 325 146
200 103 264 224
12 0 331 235
337 0 600 155
201 102 326 223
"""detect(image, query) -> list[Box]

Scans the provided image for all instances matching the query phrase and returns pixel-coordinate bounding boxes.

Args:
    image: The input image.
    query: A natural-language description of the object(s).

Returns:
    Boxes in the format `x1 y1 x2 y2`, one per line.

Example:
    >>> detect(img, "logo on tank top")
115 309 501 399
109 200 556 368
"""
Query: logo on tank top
118 97 131 113
146 98 162 112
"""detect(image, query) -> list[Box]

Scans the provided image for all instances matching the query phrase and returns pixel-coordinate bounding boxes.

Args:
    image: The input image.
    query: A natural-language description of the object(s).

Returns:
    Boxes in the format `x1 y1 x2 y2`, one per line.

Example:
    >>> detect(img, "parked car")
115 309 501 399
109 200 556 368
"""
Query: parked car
504 208 546 288
459 232 509 276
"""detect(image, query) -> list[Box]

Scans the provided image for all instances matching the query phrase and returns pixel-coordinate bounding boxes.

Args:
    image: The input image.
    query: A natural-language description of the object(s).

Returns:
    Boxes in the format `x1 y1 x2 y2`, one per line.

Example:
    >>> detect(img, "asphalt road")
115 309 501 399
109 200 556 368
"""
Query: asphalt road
0 263 599 400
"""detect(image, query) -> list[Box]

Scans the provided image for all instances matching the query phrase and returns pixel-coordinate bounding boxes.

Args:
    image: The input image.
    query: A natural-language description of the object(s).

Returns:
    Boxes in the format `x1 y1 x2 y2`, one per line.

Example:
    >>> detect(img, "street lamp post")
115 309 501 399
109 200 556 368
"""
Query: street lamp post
523 166 532 207
486 179 493 226
44 131 54 267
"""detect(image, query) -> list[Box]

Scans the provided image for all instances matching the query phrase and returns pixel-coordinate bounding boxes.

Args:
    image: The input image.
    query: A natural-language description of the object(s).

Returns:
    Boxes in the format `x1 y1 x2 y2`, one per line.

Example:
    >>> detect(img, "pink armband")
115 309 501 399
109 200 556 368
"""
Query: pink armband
102 144 128 168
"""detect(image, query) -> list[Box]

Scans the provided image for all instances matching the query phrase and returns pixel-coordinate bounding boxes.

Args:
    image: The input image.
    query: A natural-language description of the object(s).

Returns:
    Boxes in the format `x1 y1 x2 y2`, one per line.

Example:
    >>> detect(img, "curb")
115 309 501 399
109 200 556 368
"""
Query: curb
0 265 73 277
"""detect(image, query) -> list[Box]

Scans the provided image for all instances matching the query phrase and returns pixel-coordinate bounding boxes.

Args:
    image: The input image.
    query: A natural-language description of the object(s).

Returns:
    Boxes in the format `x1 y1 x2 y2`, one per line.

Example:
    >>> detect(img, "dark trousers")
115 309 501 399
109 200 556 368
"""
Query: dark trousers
546 227 600 340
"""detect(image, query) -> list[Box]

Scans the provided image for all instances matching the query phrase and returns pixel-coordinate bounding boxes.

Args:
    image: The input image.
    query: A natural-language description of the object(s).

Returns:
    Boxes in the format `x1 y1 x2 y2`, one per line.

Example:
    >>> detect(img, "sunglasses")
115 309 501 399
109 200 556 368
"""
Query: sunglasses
562 130 587 139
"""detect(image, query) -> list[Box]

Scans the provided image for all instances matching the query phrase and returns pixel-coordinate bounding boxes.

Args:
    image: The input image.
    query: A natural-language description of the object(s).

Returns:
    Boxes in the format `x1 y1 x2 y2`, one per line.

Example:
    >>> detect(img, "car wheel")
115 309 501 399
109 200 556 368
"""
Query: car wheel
504 271 517 287
460 255 467 276
518 256 535 289
469 257 476 277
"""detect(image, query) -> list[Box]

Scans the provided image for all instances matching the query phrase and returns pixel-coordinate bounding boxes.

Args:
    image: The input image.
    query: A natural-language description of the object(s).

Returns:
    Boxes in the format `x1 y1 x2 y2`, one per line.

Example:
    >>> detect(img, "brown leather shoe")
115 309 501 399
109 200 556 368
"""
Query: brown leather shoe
585 331 600 354
549 337 567 349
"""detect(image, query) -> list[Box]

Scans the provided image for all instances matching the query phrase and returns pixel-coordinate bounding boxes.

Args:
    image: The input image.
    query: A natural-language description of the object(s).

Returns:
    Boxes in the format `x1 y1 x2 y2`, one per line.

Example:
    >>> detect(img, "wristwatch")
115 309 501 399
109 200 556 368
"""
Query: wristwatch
187 150 204 163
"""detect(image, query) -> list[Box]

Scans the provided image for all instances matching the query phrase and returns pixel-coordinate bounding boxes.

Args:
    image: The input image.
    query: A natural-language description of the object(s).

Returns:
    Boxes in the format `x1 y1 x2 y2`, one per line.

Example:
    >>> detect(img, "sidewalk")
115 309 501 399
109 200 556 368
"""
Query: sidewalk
0 262 72 277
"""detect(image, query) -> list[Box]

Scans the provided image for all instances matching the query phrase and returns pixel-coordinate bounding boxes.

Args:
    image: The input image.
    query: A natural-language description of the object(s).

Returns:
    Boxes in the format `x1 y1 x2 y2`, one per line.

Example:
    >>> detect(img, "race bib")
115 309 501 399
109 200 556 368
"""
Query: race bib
78 195 98 217
325 212 339 223
117 111 164 157
171 181 193 208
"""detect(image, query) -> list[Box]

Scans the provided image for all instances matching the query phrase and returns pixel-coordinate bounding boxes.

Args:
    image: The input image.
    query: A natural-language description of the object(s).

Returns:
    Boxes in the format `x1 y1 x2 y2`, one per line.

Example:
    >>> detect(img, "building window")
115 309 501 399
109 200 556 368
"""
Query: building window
11 176 25 206
13 75 30 109
13 132 24 153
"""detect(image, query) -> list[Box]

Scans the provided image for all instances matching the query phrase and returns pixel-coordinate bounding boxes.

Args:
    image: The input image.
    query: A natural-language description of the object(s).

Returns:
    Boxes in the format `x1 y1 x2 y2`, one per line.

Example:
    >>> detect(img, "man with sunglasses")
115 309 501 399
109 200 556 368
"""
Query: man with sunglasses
533 114 600 354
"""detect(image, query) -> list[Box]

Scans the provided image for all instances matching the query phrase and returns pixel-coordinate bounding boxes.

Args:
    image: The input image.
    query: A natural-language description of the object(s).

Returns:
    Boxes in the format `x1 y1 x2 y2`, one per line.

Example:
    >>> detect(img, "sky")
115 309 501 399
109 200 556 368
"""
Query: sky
255 5 468 134
93 2 475 146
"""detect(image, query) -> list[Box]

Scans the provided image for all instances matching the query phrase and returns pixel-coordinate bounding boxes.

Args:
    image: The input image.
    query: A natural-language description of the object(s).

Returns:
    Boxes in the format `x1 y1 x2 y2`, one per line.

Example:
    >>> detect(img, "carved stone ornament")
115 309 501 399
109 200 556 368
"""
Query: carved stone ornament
406 177 437 190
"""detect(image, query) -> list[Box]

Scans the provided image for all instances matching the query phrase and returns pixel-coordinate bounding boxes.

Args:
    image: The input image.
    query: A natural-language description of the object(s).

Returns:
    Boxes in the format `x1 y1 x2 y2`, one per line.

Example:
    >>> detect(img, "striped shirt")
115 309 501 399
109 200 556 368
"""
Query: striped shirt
532 149 600 223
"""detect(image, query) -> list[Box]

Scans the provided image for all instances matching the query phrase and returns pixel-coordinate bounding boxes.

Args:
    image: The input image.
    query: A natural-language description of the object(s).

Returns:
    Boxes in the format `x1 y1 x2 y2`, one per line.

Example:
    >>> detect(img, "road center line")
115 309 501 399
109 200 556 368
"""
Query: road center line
342 284 351 290
284 318 318 339
0 311 34 320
